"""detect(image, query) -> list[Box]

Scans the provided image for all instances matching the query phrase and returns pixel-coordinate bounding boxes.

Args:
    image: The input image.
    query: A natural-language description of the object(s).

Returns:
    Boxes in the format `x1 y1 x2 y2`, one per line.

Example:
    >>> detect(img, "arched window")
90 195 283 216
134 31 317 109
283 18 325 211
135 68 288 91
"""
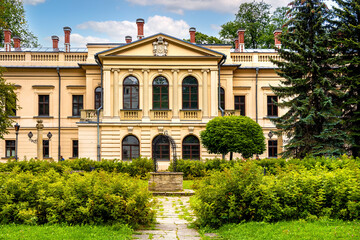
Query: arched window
123 76 139 109
220 87 225 110
94 87 102 109
182 135 200 160
122 135 140 160
152 135 170 161
182 76 198 109
153 76 169 109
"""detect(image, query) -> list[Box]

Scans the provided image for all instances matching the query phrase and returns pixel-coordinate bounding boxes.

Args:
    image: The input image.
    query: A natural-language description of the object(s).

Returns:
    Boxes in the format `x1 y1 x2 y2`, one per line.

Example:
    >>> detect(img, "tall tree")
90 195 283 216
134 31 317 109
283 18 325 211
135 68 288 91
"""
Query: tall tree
184 32 224 44
0 67 17 138
271 0 347 158
331 0 360 157
0 0 38 47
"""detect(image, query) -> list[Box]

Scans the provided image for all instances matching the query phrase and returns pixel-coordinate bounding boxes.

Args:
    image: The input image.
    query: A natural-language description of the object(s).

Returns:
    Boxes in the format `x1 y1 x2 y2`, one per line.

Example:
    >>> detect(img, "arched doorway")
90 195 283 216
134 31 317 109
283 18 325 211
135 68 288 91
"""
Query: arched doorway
152 132 177 172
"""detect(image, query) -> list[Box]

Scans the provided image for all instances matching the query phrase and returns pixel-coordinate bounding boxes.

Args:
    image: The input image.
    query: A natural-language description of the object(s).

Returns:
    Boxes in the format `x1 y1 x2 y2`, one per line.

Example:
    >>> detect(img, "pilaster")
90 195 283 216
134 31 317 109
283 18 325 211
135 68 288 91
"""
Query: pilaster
112 69 120 117
142 69 150 118
103 69 111 117
172 69 180 118
202 69 209 117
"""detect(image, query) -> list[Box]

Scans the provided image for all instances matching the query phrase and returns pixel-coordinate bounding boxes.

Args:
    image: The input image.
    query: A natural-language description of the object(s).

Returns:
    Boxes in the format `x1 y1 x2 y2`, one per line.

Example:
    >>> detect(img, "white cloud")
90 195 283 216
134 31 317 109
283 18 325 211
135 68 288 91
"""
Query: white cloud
77 15 190 43
22 0 46 5
44 34 110 48
125 0 287 14
210 24 221 31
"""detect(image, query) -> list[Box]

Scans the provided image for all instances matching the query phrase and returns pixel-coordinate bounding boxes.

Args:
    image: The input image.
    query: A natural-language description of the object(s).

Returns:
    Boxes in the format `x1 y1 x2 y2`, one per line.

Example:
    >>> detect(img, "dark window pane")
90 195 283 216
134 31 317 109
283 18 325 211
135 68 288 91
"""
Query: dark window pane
73 140 78 158
268 140 278 158
122 135 140 160
43 140 49 158
123 76 139 110
5 140 15 158
267 96 278 117
72 95 83 116
182 135 200 160
39 95 49 116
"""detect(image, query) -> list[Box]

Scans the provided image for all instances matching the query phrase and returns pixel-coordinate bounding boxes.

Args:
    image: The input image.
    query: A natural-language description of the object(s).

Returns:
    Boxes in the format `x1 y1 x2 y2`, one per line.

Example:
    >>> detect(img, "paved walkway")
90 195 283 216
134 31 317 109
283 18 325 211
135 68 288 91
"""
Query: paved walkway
133 196 202 240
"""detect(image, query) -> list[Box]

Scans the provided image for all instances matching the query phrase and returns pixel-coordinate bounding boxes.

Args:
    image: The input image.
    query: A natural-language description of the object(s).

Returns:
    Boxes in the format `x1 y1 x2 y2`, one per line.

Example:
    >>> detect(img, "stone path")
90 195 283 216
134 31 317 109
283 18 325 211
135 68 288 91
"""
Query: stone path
132 196 202 240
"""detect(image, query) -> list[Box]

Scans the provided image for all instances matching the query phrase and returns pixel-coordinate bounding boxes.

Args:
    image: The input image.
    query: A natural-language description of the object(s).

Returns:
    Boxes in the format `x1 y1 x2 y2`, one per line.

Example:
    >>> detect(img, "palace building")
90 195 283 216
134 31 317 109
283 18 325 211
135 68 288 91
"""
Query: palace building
0 19 284 168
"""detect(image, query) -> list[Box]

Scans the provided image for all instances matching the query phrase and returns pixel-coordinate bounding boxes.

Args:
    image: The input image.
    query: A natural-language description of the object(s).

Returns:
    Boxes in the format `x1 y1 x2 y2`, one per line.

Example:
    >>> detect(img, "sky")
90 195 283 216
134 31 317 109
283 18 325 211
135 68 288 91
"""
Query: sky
22 0 291 48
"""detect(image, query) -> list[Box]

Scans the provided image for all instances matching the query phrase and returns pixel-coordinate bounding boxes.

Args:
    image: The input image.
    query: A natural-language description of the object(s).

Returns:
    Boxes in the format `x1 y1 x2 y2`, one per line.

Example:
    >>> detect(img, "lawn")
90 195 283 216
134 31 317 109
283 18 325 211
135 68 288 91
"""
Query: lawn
203 219 360 240
0 224 133 240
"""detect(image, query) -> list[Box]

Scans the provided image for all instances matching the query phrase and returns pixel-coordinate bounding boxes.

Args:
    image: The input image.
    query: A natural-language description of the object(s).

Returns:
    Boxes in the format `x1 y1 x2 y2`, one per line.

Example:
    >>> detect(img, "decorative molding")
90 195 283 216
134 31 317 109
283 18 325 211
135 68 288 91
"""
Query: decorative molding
128 126 133 133
142 69 150 73
32 85 55 89
158 126 164 133
233 86 251 90
171 69 179 73
153 36 168 56
158 69 163 73
188 126 194 133
188 69 192 73
201 69 209 73
66 85 86 89
128 69 133 73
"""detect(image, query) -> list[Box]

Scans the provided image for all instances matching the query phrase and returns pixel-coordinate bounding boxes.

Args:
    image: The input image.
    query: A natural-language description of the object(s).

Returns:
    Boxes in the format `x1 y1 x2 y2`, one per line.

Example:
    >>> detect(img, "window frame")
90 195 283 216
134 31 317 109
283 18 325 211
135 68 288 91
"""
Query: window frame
152 76 169 110
43 139 49 158
72 95 83 117
182 135 200 160
38 95 49 116
94 87 102 109
220 87 225 110
123 76 139 110
268 140 278 158
182 76 198 110
267 96 278 117
72 140 79 158
5 140 15 158
234 95 246 116
152 135 170 161
122 135 140 161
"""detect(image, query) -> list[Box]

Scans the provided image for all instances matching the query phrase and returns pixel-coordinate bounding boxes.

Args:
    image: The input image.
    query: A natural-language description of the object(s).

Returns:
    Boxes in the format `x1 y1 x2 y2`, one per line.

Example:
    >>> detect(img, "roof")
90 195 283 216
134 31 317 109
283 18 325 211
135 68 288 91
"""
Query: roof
0 47 88 52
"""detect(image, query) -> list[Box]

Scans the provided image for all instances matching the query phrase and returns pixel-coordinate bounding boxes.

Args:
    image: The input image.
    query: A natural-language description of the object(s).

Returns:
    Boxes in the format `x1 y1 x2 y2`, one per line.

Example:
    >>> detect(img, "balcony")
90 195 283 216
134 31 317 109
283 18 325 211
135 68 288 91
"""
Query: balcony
230 52 281 67
80 109 100 122
150 110 172 120
180 109 202 120
120 109 142 120
218 110 242 117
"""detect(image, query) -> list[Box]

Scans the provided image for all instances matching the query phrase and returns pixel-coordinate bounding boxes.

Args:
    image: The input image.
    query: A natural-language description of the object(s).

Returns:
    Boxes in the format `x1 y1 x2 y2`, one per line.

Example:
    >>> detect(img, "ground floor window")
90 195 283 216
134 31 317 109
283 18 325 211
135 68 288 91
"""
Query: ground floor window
182 135 200 160
268 140 278 158
73 140 78 158
122 135 140 160
43 140 49 158
5 140 15 158
152 135 170 161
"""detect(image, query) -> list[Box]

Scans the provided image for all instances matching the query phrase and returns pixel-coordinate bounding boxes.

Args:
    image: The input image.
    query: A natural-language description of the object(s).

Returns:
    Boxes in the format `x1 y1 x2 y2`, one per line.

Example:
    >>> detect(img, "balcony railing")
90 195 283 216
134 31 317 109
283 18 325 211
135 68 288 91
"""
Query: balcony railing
120 109 142 120
0 52 88 65
218 110 242 117
150 110 172 120
180 110 202 120
231 52 281 66
80 109 99 122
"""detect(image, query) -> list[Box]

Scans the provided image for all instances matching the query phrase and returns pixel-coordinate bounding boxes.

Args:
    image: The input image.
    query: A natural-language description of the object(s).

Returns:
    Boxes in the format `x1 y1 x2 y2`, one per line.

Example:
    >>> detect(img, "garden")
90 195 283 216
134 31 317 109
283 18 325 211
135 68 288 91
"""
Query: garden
0 156 359 239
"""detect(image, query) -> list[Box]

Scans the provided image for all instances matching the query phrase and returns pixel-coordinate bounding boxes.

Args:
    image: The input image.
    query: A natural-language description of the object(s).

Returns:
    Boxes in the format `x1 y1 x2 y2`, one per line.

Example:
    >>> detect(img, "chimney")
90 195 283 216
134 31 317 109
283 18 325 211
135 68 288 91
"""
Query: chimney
125 36 132 44
237 28 245 52
13 36 21 51
234 38 239 52
136 18 145 40
3 29 11 52
189 27 196 44
52 35 59 51
63 26 72 52
274 29 282 49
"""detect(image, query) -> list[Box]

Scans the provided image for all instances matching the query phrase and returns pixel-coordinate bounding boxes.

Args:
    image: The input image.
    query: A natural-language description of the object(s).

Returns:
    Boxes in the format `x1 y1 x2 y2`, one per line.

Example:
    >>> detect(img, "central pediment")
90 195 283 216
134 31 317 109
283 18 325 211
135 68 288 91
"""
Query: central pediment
95 33 225 61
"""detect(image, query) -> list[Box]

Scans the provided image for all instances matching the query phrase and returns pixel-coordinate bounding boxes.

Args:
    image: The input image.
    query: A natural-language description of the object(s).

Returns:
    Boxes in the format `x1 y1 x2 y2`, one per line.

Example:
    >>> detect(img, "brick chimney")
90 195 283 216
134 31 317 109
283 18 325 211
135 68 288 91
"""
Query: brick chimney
237 28 245 52
13 36 21 51
3 29 11 52
125 36 132 44
136 18 145 40
189 27 196 43
274 29 282 49
234 38 239 51
63 26 72 52
52 35 59 51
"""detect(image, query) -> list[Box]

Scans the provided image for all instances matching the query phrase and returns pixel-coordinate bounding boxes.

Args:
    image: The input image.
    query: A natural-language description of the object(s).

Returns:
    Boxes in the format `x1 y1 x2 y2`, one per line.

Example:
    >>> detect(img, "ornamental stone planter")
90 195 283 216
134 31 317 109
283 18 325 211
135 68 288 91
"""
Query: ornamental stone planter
148 172 184 191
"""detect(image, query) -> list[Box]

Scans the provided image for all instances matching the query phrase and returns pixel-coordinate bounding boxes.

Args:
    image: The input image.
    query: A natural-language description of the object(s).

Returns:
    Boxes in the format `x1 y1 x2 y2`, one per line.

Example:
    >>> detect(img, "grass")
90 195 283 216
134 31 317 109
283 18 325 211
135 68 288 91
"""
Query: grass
201 219 360 240
0 224 133 240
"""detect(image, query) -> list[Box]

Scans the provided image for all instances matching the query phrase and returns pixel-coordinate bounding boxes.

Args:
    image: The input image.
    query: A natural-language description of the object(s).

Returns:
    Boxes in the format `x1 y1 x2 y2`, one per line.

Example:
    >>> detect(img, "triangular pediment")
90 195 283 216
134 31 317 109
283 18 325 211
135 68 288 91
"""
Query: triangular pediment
96 33 224 60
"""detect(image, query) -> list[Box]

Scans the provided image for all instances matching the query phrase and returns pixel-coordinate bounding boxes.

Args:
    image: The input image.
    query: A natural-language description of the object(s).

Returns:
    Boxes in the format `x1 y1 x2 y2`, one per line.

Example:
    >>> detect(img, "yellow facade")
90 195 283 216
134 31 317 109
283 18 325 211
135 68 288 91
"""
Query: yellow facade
0 32 285 167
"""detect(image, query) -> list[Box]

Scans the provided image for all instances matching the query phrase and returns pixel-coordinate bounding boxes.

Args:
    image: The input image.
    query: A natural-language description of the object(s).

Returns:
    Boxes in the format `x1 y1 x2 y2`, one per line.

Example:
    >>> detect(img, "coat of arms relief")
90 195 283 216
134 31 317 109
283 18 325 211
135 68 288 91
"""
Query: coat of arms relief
153 37 168 56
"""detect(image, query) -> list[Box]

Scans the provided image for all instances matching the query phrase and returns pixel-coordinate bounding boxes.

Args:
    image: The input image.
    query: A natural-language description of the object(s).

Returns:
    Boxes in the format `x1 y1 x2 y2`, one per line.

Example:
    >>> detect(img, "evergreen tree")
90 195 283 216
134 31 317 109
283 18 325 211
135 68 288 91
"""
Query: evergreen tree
271 0 347 158
332 0 360 157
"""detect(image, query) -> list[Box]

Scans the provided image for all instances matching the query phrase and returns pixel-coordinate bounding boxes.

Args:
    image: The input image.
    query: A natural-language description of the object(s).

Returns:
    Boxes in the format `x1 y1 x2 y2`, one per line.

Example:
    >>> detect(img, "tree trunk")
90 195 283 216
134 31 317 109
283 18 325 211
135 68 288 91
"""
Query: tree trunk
230 152 233 160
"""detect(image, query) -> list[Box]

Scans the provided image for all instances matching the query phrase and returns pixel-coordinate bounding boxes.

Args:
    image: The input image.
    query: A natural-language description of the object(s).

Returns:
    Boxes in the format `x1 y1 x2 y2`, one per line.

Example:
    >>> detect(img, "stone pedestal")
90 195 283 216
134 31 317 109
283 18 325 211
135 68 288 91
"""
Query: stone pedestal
148 172 183 191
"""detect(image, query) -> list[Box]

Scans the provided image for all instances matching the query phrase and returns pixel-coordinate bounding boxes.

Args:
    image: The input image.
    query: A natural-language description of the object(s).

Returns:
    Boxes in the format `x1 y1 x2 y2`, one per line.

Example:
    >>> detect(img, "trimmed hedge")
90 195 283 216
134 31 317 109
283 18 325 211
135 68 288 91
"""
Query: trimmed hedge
192 157 360 228
0 168 155 227
0 157 153 179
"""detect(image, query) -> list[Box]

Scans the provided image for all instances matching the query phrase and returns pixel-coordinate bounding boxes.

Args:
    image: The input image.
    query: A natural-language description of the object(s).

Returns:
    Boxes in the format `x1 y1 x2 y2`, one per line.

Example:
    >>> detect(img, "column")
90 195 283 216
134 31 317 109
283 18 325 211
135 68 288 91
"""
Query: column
171 69 179 118
142 69 150 118
36 120 44 160
85 76 92 109
202 69 209 118
210 69 218 117
103 69 111 117
113 69 120 117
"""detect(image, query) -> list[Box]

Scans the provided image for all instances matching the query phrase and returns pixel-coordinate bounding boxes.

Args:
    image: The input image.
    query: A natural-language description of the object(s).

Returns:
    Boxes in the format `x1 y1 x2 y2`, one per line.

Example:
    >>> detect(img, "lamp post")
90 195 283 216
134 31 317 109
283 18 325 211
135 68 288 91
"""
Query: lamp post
14 123 20 161
27 120 52 160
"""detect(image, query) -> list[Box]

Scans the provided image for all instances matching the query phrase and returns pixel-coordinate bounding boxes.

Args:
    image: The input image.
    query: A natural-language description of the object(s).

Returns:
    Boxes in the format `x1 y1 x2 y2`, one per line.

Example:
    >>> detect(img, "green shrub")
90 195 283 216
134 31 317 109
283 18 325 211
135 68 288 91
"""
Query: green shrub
192 158 360 228
0 169 155 227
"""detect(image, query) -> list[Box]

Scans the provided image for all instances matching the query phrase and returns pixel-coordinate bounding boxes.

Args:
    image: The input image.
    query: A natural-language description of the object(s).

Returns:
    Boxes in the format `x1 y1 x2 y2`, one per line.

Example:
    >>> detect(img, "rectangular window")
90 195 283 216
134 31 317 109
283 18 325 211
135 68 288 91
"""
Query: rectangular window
72 95 83 116
38 95 49 116
43 140 49 158
268 140 278 158
234 96 246 116
72 140 78 158
5 140 15 158
267 96 278 117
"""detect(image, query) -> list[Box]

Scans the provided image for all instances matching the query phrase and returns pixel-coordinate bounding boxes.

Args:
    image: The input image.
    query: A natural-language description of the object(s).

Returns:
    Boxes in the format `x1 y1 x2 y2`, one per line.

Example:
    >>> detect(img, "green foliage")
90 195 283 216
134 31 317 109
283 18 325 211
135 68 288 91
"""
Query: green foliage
0 169 155 227
271 0 348 158
331 0 360 157
184 32 225 44
0 157 153 179
200 116 265 158
192 157 360 228
0 0 39 47
0 67 17 139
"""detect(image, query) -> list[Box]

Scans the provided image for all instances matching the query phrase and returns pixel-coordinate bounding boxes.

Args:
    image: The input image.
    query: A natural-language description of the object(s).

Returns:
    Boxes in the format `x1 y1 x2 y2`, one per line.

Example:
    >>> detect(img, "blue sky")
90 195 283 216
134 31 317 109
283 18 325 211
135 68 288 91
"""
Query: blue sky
22 0 289 47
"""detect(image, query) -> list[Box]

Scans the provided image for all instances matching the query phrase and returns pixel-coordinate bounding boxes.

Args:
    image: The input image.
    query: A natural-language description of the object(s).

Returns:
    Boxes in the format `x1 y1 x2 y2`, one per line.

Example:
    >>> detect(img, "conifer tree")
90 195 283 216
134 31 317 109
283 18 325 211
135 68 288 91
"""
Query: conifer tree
332 0 360 157
271 0 347 158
